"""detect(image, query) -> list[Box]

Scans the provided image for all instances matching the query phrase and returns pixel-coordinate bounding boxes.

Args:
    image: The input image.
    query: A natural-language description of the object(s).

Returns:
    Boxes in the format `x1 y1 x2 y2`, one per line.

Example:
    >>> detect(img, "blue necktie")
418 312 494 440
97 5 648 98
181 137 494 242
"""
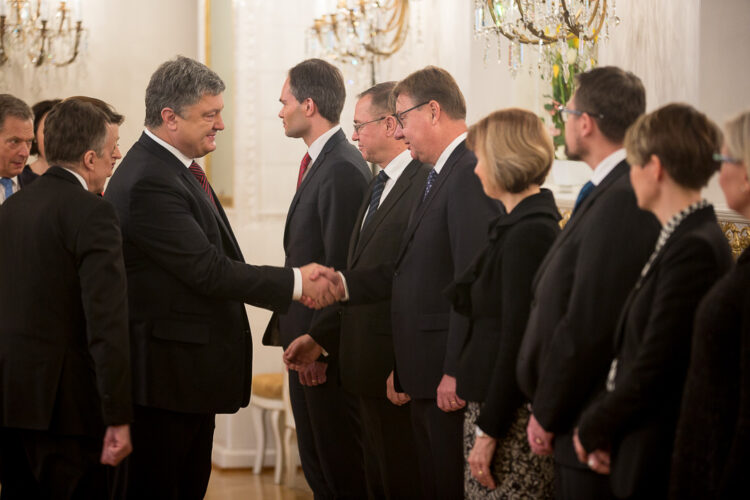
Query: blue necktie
422 168 438 202
1 178 13 202
573 180 594 214
362 170 389 231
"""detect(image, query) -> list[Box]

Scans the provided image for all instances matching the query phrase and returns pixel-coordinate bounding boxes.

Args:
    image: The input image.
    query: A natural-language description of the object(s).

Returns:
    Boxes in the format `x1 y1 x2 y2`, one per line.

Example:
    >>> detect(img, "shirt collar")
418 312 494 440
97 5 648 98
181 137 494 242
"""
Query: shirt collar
308 125 342 164
61 167 89 191
590 148 627 186
144 128 194 168
380 149 412 181
433 132 467 174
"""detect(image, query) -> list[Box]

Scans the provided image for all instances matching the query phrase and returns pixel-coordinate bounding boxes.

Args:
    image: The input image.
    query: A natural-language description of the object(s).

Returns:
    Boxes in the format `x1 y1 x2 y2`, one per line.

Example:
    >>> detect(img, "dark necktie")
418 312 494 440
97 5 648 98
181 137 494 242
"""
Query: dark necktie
422 168 438 202
1 177 13 201
573 180 594 214
297 153 312 189
188 161 217 208
362 170 390 231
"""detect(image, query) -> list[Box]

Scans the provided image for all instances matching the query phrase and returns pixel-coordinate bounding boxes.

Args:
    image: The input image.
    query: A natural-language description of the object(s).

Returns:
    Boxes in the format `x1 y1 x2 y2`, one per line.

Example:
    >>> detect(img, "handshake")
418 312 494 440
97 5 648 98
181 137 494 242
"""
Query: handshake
298 263 347 309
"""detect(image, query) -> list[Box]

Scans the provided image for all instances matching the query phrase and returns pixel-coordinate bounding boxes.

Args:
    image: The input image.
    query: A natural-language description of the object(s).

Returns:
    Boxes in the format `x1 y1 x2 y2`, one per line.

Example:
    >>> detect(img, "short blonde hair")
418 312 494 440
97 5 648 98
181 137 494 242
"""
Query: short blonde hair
466 108 554 193
725 109 750 175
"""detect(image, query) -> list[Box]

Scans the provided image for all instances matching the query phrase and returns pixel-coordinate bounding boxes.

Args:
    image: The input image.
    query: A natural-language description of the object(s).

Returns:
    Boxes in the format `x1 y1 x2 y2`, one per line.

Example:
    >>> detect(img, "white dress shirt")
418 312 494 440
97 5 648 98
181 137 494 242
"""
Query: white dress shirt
360 149 412 230
590 148 627 186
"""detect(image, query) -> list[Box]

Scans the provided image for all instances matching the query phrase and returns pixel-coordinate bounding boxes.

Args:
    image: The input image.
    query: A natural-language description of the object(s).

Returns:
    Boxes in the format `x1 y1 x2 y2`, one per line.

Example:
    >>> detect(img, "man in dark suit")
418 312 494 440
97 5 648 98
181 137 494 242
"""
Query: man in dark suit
262 58 371 499
308 66 502 498
0 98 132 498
104 56 336 499
0 94 33 204
284 81 428 499
516 67 660 500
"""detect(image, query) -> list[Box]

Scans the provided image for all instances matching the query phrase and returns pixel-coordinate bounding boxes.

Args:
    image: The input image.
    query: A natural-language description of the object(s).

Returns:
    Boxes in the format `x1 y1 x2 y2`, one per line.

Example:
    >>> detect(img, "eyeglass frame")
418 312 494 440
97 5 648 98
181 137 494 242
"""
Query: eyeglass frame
353 116 387 134
556 104 605 123
713 153 742 164
392 101 430 129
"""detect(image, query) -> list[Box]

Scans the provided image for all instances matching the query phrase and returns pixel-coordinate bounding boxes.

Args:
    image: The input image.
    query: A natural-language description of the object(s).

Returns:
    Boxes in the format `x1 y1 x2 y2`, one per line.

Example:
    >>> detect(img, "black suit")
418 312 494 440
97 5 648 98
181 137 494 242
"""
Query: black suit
517 160 660 499
344 139 502 499
0 166 132 498
310 157 429 499
578 206 732 499
105 132 294 499
263 128 371 499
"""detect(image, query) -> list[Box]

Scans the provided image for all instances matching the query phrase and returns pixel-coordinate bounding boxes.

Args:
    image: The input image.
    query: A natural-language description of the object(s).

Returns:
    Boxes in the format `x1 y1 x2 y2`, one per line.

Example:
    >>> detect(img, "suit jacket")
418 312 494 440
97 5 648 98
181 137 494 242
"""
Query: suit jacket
308 159 429 397
0 166 132 437
516 160 660 466
577 205 732 498
263 128 370 349
344 140 503 398
445 189 561 438
105 133 293 415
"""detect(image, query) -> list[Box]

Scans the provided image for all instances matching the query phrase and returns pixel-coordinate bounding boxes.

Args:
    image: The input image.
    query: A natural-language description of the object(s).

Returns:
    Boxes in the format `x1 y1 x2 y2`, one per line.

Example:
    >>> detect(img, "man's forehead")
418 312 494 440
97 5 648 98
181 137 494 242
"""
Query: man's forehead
395 94 414 110
0 116 34 137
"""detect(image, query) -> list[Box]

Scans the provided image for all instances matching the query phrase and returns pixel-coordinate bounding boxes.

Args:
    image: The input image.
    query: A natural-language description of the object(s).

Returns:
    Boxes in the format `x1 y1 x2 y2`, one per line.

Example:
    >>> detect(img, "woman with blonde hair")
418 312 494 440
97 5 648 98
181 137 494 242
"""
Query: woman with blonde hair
670 109 750 499
445 108 559 498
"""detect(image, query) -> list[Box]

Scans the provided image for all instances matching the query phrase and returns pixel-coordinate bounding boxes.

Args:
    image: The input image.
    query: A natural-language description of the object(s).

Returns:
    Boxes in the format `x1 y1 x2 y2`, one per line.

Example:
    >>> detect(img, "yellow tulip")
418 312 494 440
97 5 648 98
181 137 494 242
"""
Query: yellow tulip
573 37 580 49
553 64 560 78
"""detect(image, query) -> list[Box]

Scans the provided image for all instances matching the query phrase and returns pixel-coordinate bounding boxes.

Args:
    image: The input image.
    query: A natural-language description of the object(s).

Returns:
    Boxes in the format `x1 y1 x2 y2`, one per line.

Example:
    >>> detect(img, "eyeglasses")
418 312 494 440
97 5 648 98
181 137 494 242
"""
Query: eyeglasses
392 101 430 128
557 104 605 123
713 153 742 164
353 116 386 134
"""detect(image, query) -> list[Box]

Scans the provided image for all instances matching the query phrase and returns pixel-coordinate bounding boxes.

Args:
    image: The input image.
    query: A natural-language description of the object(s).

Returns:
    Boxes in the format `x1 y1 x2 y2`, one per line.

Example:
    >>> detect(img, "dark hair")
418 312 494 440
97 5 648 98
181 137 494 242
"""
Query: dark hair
0 94 33 132
358 81 397 114
66 96 124 125
574 66 646 143
44 99 110 166
393 66 466 120
145 55 225 128
30 99 62 155
288 58 346 124
625 103 722 190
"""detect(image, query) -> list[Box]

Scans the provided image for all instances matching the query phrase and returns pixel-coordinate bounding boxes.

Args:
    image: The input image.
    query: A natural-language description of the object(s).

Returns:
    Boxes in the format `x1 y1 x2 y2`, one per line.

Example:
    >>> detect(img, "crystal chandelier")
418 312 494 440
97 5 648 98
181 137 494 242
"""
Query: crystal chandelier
0 0 85 68
473 0 619 78
307 0 409 84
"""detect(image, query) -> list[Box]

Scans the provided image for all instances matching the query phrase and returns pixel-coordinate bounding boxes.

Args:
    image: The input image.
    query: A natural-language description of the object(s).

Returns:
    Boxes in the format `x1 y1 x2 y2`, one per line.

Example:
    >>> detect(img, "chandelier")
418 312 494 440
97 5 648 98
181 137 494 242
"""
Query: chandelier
0 0 85 68
473 0 619 78
307 0 409 84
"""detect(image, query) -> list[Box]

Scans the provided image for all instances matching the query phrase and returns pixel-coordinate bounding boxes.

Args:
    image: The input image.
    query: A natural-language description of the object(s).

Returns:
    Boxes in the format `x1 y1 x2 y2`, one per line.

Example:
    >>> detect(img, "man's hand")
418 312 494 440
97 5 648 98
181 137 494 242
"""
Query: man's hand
386 370 411 406
468 434 497 490
527 413 554 455
100 424 132 466
284 334 323 369
573 428 610 474
436 374 466 412
299 263 337 309
295 361 328 387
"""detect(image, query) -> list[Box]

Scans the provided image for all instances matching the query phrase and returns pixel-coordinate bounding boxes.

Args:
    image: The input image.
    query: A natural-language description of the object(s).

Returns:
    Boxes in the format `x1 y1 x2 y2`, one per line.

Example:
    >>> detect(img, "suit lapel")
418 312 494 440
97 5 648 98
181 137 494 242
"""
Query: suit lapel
346 177 373 267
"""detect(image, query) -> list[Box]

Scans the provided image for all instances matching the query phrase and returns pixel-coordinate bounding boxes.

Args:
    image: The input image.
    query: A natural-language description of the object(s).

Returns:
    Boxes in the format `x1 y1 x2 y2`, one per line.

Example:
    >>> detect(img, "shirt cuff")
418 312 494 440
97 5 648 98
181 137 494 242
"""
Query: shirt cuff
337 271 350 302
292 268 302 301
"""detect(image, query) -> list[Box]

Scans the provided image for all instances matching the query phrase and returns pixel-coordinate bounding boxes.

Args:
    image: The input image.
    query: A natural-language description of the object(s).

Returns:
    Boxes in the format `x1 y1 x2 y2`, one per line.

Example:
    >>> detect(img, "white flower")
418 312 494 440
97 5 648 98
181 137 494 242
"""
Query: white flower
566 48 577 65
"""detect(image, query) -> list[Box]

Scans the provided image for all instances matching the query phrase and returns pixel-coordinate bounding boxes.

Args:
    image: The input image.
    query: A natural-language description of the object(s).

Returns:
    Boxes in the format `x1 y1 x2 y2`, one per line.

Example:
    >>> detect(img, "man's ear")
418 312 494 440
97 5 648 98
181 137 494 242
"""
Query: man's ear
304 98 317 118
429 100 440 125
384 115 398 136
82 149 97 172
161 108 178 131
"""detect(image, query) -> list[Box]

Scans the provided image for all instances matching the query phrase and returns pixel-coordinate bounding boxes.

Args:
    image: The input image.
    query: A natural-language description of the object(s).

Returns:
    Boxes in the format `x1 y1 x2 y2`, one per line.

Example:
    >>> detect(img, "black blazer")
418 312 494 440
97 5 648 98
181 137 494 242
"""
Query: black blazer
516 160 660 466
0 167 132 437
309 158 429 397
670 246 750 499
262 128 371 349
577 206 732 499
344 140 503 398
105 133 294 415
446 189 560 438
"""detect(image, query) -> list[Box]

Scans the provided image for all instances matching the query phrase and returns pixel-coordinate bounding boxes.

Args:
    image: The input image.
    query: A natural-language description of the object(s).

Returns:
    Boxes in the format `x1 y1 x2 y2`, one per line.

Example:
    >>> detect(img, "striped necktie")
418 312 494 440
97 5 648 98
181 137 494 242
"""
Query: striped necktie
362 170 389 231
0 178 14 202
188 161 217 208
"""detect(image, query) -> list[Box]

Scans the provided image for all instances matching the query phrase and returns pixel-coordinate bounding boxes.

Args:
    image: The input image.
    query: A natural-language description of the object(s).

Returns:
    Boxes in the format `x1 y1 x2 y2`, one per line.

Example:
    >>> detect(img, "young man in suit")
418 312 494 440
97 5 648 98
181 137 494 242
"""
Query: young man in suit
0 94 33 204
104 56 336 499
262 58 371 499
284 81 428 499
0 98 132 498
516 66 660 500
307 66 502 498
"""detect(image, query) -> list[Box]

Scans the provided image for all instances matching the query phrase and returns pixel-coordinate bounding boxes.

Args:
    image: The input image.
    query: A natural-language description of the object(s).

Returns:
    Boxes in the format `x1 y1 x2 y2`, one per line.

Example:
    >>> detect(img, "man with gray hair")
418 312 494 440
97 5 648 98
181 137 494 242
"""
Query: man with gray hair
105 55 337 499
0 94 33 204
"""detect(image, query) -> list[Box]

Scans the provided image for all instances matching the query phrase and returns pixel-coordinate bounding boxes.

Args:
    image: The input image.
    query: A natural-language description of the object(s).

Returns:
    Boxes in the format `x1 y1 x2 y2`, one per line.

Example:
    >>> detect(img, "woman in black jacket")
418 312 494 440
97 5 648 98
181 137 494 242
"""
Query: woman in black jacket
669 109 750 499
446 108 560 499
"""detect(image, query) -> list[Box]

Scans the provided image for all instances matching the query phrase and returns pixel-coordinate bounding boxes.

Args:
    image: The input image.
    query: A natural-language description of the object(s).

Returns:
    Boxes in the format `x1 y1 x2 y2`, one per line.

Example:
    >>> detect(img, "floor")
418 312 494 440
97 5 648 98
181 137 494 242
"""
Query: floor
205 467 314 500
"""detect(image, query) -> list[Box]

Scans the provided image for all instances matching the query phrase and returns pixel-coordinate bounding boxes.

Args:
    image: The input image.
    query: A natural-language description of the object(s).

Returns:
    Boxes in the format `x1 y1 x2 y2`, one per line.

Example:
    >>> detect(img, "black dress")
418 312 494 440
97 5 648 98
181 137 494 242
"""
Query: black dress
670 246 750 499
446 189 560 499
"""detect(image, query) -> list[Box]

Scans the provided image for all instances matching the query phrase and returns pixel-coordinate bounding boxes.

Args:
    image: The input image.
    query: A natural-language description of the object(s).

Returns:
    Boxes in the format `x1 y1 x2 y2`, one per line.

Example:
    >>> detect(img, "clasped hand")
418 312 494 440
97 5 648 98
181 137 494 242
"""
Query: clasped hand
299 263 345 309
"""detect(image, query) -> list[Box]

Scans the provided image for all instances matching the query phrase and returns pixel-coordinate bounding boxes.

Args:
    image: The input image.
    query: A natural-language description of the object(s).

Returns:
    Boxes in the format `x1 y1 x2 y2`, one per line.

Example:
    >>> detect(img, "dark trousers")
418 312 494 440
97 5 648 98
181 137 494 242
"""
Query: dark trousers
354 395 422 500
0 427 108 500
555 462 615 500
113 406 214 500
288 362 366 500
409 398 464 500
